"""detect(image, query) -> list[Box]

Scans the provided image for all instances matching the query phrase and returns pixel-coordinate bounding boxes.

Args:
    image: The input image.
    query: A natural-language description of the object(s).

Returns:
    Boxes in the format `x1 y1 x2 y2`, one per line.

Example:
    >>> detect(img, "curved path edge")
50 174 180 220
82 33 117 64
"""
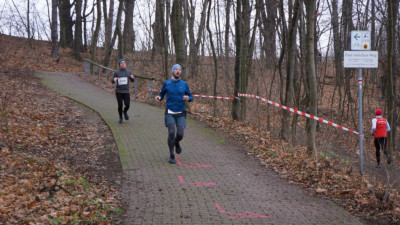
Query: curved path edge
37 71 365 225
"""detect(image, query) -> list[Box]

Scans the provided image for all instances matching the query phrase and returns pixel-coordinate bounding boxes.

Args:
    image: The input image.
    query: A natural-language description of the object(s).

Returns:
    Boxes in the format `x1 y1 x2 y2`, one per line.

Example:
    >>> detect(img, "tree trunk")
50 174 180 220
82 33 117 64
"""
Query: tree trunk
304 0 317 156
187 0 208 78
386 0 398 163
280 0 300 140
330 0 344 118
102 0 114 67
239 0 251 121
291 49 301 144
51 0 60 58
27 0 32 48
224 0 231 103
153 0 165 54
58 0 74 48
224 0 231 57
214 1 222 56
164 0 171 79
393 1 399 157
278 0 287 104
370 0 376 81
82 0 94 52
152 0 169 79
232 0 242 121
342 0 354 108
265 0 277 68
206 0 218 117
123 0 136 57
90 0 102 61
299 2 309 115
187 0 196 76
239 0 258 121
116 0 124 59
73 0 83 60
171 0 187 77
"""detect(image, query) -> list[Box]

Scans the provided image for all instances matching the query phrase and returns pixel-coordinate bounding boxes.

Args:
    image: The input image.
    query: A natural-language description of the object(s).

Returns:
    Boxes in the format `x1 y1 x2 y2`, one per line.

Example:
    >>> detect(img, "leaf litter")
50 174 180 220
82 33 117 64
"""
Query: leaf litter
0 70 122 224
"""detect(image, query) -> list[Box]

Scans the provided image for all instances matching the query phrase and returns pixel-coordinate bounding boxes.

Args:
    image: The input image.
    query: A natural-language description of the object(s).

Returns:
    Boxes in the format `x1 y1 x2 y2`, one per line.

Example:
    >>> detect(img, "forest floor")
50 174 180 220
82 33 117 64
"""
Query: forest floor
0 34 399 224
0 35 123 224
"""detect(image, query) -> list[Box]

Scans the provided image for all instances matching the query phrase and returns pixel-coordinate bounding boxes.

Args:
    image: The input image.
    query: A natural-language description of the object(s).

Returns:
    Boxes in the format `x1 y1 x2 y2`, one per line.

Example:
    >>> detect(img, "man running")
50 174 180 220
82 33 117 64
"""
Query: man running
111 59 135 124
156 64 193 164
371 108 391 168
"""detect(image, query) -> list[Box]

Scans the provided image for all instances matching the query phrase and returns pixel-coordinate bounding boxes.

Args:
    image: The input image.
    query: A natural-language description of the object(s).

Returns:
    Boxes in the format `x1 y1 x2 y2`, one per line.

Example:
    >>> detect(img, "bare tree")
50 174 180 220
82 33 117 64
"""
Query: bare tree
51 0 59 58
116 0 124 59
9 0 29 38
83 0 95 51
277 0 287 106
342 0 355 114
241 0 258 121
232 0 242 121
223 0 232 100
73 0 83 60
152 0 165 54
259 0 277 69
58 0 74 48
187 0 208 78
152 0 171 79
104 0 123 66
224 0 231 57
27 0 32 48
102 0 114 67
171 0 187 77
232 0 258 121
304 0 317 155
370 0 377 82
90 0 102 61
123 0 136 57
386 0 399 164
329 0 344 117
206 0 218 116
280 0 300 140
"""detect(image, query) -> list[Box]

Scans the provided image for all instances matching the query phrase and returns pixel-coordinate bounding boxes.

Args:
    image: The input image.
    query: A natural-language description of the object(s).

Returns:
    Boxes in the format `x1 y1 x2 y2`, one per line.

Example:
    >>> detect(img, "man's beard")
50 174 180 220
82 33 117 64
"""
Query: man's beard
173 74 180 79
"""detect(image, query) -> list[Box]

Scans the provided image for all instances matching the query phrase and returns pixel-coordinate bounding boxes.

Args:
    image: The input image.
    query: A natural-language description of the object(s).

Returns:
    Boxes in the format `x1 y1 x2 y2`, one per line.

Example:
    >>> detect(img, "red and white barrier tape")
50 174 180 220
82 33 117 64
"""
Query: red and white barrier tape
149 89 235 100
192 94 234 100
148 89 358 135
238 93 360 135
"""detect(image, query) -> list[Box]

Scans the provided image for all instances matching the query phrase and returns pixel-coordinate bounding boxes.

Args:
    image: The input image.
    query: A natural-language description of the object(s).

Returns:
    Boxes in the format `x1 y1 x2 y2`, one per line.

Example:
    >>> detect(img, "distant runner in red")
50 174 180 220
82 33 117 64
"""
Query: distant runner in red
371 109 391 168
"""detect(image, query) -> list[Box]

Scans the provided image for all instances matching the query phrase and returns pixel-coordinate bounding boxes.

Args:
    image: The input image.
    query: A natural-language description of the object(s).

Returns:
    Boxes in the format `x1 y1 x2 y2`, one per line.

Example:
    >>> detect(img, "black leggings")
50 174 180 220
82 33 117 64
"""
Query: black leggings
374 137 387 163
116 92 130 118
168 124 184 158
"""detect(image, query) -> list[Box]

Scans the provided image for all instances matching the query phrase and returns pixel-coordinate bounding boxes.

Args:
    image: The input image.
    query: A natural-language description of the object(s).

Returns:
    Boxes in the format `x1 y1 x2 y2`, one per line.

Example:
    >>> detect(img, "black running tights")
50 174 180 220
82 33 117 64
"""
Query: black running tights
374 137 387 163
167 124 184 158
116 92 130 118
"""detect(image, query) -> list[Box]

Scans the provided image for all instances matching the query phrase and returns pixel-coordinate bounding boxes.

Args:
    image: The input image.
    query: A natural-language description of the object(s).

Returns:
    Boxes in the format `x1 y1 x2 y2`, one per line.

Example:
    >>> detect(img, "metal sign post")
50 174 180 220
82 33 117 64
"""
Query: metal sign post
358 69 364 177
344 30 378 177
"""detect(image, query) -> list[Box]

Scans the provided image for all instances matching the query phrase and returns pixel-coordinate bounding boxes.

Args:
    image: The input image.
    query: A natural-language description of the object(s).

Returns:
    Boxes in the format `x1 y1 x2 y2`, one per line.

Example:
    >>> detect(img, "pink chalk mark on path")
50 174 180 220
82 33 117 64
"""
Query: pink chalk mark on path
175 155 213 168
178 176 217 187
215 204 269 219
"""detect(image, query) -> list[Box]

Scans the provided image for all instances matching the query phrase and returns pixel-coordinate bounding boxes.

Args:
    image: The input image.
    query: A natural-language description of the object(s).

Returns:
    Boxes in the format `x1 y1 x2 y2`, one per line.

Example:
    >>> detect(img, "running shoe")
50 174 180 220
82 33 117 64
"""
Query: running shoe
124 112 129 120
175 142 182 154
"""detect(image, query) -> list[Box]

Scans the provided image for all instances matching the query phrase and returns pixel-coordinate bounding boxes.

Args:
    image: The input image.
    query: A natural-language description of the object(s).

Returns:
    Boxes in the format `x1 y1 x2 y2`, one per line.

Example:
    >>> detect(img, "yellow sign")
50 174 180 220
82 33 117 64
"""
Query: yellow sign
363 44 368 49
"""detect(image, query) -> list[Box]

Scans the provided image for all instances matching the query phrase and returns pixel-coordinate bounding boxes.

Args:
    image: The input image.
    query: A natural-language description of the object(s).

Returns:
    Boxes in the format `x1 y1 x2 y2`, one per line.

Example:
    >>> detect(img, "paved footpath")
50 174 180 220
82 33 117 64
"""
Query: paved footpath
38 71 365 225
